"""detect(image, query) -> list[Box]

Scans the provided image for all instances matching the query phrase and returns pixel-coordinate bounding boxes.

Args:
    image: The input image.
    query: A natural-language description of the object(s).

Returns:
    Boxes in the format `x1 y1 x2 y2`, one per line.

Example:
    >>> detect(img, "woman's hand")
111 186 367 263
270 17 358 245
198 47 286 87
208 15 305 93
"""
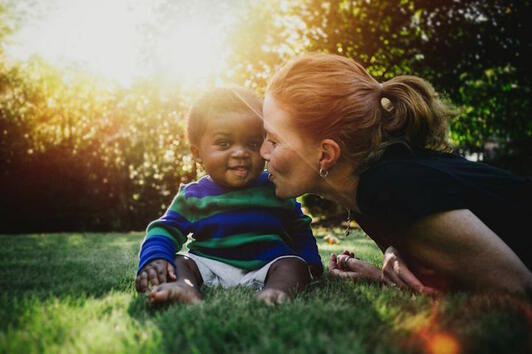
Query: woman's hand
329 250 381 282
382 246 436 294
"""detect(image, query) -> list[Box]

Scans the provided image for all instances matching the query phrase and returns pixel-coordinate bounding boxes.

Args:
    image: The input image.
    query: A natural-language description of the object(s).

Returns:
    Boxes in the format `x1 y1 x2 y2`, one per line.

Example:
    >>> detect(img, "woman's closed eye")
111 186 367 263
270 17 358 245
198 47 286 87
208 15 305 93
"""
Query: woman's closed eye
266 138 277 147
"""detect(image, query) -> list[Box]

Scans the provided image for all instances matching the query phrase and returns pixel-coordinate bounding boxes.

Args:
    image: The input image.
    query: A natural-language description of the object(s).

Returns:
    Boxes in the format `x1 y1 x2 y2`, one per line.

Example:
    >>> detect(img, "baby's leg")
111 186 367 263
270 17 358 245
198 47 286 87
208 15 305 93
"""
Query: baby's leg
150 255 204 304
257 257 310 304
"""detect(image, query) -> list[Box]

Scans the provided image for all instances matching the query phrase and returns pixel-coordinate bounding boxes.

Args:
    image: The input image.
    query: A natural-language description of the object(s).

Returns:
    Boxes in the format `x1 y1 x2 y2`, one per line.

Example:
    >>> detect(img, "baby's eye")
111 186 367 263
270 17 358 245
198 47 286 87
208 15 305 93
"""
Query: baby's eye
216 140 230 148
248 141 262 149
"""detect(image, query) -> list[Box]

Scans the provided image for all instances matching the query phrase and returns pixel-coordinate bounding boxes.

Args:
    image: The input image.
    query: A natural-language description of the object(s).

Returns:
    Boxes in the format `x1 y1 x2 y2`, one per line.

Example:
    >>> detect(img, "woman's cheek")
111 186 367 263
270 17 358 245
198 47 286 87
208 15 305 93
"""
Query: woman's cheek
271 150 289 174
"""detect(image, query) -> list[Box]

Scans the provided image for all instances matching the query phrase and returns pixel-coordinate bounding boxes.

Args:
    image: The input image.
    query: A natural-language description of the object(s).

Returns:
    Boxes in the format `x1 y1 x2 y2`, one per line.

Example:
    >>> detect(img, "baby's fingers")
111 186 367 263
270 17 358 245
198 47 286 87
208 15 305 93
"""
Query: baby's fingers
155 265 167 284
136 271 149 292
166 263 176 281
147 267 160 287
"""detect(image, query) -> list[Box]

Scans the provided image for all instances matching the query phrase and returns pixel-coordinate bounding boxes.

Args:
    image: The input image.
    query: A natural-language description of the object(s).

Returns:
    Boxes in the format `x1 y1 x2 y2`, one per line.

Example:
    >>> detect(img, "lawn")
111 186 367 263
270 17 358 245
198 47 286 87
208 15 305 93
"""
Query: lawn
0 229 530 354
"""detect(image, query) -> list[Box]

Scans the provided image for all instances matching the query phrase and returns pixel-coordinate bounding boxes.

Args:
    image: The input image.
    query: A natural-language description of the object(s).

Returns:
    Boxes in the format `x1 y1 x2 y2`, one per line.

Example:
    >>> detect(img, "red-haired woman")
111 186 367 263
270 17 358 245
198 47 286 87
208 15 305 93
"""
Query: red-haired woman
260 52 532 294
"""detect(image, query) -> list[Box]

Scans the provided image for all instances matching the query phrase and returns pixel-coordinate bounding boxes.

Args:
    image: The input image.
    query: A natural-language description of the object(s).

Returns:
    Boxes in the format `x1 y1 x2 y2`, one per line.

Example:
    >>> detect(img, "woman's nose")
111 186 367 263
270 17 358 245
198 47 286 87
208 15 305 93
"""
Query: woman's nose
260 141 271 160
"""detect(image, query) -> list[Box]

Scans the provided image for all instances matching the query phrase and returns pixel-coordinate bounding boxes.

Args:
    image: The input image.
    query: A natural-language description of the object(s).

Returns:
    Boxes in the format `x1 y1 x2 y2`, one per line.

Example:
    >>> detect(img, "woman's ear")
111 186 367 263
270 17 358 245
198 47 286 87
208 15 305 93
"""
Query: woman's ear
319 139 341 171
190 145 202 164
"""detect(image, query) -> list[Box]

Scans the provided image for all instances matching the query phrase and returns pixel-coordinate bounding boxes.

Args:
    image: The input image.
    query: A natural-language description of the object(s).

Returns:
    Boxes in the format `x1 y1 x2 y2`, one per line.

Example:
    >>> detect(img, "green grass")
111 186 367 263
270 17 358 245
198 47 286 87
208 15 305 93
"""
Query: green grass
1 230 531 354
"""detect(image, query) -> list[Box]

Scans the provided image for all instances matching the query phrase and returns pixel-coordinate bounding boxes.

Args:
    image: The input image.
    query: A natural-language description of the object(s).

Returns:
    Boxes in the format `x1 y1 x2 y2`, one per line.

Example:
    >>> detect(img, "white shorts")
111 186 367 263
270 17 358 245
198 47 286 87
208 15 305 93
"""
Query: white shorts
177 251 309 291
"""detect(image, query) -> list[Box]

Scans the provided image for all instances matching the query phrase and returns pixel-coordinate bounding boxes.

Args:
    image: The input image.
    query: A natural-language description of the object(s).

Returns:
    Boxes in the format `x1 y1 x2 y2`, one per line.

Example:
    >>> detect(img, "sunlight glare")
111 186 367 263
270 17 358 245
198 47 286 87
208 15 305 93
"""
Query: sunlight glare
155 18 229 87
4 0 237 87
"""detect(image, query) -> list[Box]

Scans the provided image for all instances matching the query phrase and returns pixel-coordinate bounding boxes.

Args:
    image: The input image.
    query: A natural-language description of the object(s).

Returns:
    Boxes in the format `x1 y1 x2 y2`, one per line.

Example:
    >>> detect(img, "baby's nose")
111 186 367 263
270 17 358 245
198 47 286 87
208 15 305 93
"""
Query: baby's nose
231 145 249 157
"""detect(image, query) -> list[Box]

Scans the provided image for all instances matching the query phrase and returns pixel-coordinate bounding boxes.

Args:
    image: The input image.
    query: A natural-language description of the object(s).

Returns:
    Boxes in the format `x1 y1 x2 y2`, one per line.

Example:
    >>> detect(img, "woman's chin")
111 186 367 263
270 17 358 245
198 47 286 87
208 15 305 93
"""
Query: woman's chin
274 185 297 199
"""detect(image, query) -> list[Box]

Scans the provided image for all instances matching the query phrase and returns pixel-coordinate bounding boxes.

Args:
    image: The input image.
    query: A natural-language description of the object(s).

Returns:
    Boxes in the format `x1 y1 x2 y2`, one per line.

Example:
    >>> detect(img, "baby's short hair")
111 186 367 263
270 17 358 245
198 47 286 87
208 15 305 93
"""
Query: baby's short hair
186 86 263 146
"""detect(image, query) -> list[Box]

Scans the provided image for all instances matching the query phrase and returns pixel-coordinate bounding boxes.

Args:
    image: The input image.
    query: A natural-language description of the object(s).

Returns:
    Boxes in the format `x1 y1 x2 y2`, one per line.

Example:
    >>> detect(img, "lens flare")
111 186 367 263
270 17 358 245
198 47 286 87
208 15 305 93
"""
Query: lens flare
427 332 460 354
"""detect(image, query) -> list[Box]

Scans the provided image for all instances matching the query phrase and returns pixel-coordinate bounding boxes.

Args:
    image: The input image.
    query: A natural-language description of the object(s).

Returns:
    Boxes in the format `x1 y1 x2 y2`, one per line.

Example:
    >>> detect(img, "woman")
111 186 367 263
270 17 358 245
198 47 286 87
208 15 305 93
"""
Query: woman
259 52 532 294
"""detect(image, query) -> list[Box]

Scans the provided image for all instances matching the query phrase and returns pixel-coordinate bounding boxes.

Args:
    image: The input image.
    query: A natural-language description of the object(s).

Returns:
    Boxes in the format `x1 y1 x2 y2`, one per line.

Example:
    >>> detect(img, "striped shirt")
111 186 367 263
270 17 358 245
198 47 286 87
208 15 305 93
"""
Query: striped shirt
137 172 322 274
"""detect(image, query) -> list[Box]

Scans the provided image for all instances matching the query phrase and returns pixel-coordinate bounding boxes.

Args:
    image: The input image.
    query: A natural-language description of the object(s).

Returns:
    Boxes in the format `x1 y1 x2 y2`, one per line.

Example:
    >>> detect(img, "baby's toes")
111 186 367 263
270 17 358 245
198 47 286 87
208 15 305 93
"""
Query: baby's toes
149 285 170 303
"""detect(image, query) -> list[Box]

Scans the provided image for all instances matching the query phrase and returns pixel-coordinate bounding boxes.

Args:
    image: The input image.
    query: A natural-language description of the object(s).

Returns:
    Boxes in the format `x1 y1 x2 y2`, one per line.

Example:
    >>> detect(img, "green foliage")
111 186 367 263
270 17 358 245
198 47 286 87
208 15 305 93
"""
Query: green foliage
0 232 530 354
0 59 197 231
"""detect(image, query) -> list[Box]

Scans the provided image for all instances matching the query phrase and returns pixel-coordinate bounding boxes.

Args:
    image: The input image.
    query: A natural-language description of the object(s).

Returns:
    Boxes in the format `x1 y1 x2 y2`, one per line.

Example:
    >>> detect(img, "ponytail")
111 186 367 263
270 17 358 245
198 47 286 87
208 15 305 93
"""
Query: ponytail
380 76 454 152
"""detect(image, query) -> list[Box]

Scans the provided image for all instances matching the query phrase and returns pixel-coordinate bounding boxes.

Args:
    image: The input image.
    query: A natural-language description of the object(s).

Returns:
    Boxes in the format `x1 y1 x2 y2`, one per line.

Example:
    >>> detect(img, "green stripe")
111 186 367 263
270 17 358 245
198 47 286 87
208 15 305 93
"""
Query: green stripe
146 224 186 248
170 184 296 222
188 233 283 249
188 249 266 270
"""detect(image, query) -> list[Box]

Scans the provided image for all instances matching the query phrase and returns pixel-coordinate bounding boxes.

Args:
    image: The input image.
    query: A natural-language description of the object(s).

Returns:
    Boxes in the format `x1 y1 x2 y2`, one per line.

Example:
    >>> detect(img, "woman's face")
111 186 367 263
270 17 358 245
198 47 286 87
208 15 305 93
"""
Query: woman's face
260 94 320 198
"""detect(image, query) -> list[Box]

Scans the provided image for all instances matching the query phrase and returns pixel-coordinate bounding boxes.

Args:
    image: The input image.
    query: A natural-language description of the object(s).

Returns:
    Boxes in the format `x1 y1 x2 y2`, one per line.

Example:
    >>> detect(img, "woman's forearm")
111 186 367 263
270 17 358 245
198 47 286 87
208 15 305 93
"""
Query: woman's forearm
403 209 532 293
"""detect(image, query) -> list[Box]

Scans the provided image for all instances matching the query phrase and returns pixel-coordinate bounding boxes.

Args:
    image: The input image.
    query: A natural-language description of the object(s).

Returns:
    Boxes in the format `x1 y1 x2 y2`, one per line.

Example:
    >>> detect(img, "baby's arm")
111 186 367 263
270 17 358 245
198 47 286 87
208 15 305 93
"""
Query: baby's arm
135 187 190 292
136 230 183 293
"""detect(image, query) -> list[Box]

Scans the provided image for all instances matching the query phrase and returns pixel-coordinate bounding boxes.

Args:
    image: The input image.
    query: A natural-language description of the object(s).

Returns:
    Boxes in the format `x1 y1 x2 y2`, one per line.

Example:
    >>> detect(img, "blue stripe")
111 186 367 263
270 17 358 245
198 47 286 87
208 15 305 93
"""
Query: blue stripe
159 210 192 233
185 176 228 199
294 234 322 265
191 208 290 241
256 244 297 262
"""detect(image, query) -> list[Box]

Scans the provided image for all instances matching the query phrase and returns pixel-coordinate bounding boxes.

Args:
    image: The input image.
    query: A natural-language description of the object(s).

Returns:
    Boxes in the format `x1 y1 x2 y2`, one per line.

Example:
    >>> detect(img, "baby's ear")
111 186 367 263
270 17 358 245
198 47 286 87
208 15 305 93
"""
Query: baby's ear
190 145 202 163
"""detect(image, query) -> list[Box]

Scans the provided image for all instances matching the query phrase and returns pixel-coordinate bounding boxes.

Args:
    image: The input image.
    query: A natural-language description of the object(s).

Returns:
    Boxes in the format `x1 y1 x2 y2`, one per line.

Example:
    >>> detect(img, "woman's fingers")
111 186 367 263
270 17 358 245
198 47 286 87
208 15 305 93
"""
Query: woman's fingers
395 260 426 291
329 253 339 271
330 253 357 279
382 255 408 288
341 250 356 259
337 254 351 270
329 267 348 278
382 251 436 293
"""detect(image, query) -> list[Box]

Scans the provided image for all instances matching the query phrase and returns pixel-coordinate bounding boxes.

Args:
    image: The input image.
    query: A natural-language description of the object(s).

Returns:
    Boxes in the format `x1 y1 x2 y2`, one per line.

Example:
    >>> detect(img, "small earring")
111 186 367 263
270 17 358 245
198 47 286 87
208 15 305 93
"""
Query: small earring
319 168 328 178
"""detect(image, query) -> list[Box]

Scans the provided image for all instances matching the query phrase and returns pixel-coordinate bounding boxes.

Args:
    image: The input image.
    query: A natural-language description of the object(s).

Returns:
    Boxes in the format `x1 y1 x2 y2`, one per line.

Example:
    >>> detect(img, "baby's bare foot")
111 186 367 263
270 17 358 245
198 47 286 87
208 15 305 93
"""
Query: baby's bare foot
149 282 203 304
257 288 289 305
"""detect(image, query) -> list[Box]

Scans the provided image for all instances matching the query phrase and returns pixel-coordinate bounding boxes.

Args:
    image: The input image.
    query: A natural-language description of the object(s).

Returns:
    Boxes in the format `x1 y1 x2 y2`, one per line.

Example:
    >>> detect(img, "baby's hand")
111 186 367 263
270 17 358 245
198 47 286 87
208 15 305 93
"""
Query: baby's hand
135 259 176 293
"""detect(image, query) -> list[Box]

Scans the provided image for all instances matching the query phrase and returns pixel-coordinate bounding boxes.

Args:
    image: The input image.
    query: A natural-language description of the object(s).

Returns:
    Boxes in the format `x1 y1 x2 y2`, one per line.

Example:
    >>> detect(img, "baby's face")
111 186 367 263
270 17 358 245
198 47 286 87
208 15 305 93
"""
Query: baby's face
194 112 265 188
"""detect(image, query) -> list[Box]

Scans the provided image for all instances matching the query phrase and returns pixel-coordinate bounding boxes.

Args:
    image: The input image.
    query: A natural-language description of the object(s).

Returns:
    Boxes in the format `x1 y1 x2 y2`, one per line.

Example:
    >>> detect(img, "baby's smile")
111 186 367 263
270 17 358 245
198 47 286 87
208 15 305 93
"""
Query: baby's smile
229 164 250 178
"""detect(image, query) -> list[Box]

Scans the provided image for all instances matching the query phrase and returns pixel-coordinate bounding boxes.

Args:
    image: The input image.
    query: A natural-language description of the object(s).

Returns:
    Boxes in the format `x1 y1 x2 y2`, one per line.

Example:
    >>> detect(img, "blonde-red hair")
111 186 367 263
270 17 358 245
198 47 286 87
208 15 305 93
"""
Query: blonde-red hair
267 53 453 172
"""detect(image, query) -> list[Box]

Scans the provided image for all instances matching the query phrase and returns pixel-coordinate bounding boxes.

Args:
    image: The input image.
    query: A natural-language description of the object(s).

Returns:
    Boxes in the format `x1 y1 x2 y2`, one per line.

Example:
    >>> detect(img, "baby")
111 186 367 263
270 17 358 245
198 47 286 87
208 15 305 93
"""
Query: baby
135 86 322 304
